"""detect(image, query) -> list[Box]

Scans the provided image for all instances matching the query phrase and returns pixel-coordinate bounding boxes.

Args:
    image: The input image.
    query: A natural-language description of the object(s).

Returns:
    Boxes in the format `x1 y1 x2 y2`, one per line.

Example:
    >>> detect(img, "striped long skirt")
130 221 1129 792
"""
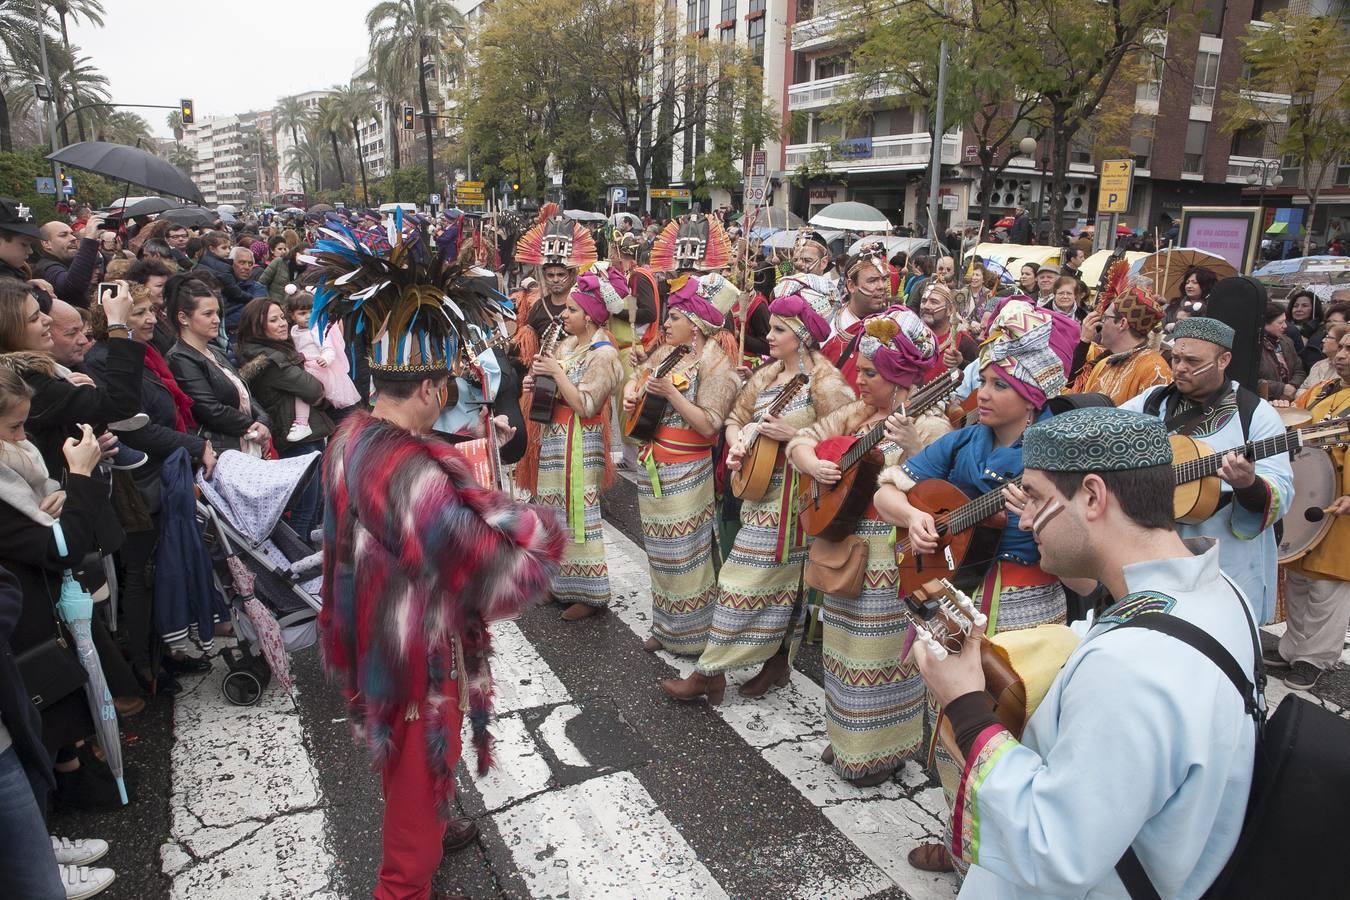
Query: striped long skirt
535 417 611 608
696 462 806 675
822 517 925 780
637 455 718 655
932 560 1066 876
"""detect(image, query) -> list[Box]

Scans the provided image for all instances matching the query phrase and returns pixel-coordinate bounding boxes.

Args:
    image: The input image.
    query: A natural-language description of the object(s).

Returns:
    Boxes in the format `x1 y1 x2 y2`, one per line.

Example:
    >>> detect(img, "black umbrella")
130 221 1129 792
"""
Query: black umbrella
159 206 216 227
122 196 183 218
47 141 203 205
308 203 335 214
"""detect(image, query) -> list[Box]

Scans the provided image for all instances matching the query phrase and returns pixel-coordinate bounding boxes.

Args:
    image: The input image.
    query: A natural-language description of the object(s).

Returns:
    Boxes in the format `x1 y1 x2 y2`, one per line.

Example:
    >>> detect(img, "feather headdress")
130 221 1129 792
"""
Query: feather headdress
649 214 733 273
1094 257 1134 314
307 223 513 380
514 214 597 269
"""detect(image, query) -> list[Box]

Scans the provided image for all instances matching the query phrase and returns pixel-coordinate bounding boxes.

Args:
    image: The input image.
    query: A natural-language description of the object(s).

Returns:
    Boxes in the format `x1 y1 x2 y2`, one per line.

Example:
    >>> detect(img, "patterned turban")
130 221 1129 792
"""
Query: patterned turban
1113 285 1165 335
858 306 937 388
978 299 1079 409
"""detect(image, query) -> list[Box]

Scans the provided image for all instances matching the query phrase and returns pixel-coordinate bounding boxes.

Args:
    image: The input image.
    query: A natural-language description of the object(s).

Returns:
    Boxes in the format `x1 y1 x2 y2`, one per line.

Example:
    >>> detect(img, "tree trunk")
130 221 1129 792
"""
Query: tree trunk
977 146 995 228
387 100 401 171
1303 192 1317 258
0 91 12 153
417 45 436 201
329 132 347 186
291 126 309 196
352 117 369 205
1049 106 1070 243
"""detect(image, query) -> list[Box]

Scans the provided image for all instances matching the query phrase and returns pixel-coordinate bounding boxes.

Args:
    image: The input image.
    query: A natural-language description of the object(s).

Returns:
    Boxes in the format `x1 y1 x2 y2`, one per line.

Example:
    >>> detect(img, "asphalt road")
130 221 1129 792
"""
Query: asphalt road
47 474 1350 899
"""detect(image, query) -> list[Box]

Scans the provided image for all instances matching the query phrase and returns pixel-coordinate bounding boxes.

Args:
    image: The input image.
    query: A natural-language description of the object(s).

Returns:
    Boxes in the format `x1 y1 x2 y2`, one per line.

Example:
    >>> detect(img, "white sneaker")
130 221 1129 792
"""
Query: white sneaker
50 836 109 866
286 422 313 443
59 864 115 899
106 413 149 432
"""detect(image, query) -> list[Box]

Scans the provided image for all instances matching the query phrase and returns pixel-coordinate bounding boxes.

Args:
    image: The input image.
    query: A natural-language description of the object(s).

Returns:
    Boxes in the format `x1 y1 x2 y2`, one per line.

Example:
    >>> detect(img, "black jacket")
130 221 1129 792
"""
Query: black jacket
1008 213 1032 244
32 238 100 308
193 251 249 311
20 338 146 477
0 563 53 790
236 340 332 452
0 259 51 312
84 340 208 492
166 340 271 451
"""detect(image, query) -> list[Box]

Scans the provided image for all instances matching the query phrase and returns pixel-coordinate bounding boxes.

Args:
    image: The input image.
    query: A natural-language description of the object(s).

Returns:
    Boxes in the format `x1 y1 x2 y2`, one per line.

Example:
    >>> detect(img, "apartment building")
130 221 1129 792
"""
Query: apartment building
784 0 1346 244
274 90 335 194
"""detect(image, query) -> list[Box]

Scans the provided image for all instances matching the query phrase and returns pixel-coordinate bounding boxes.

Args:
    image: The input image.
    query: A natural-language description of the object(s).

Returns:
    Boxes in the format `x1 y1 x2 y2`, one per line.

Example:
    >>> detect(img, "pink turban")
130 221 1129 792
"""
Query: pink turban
769 293 831 346
977 299 1079 409
858 306 937 388
570 272 610 323
667 275 727 335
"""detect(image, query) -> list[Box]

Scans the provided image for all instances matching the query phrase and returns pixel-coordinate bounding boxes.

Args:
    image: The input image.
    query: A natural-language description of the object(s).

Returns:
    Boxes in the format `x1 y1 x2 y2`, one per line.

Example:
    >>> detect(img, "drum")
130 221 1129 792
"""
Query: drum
1279 446 1338 563
1278 407 1312 429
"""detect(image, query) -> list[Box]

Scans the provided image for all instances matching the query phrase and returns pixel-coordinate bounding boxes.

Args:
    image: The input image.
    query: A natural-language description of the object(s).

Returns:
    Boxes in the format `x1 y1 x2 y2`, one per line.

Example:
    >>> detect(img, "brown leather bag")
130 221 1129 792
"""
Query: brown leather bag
804 535 869 599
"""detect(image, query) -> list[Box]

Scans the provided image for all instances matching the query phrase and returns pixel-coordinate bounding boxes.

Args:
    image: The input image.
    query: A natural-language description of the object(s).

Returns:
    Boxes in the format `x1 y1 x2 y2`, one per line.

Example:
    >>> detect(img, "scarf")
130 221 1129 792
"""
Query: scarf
1263 330 1290 382
0 439 60 526
143 343 196 432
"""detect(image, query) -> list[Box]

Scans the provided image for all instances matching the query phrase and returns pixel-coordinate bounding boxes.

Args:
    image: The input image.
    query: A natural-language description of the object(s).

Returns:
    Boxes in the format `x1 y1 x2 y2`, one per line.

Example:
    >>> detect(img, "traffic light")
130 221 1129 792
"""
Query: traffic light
180 99 194 126
511 181 520 192
402 107 415 130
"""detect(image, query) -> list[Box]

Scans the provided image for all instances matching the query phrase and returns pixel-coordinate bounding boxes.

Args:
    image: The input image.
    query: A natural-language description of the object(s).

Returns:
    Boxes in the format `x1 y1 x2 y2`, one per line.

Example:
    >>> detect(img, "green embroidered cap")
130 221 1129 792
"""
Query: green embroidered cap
1171 316 1234 350
1023 408 1173 472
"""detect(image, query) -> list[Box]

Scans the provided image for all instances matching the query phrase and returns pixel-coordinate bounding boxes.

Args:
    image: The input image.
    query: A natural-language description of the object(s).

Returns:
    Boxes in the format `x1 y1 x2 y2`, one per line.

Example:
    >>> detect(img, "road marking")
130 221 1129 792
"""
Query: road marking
160 655 339 899
493 771 732 900
600 524 951 899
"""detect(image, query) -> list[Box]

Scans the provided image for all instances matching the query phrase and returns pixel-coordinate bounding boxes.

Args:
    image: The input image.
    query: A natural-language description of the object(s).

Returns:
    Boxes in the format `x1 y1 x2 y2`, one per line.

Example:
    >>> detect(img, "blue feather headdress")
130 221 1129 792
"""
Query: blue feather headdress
305 223 512 381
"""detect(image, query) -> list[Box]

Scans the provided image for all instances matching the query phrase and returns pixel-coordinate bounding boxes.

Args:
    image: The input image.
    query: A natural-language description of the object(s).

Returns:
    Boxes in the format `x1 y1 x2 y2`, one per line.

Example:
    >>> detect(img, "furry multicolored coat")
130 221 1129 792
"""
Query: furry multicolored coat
318 410 564 816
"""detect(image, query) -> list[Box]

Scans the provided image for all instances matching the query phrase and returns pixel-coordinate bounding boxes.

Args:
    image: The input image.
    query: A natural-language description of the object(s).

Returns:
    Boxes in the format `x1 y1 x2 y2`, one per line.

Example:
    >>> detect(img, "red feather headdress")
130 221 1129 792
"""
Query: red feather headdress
514 213 597 269
649 214 733 273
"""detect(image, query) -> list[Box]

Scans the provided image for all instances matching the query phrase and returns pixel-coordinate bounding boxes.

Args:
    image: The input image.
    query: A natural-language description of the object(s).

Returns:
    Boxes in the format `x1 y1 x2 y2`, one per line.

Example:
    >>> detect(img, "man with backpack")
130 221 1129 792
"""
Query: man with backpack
1119 317 1293 625
915 407 1256 897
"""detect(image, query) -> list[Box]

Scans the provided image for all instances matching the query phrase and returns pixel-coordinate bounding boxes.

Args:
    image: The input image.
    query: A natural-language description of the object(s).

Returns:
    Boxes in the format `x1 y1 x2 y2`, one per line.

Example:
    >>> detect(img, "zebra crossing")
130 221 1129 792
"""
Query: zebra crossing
155 520 1350 899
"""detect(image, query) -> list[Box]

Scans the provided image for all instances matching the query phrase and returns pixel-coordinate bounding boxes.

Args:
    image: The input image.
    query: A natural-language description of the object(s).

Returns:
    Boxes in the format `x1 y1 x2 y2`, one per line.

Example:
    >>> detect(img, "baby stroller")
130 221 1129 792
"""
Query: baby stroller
195 449 325 705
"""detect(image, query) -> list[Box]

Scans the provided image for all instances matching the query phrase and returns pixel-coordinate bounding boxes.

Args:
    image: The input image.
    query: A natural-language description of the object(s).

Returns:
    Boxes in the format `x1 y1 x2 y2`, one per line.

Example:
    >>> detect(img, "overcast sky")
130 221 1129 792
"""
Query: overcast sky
68 1 375 137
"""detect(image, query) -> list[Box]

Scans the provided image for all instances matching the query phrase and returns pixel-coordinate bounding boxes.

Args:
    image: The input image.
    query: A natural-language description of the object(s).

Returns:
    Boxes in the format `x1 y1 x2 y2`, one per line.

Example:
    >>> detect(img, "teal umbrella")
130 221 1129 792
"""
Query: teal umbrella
53 524 127 806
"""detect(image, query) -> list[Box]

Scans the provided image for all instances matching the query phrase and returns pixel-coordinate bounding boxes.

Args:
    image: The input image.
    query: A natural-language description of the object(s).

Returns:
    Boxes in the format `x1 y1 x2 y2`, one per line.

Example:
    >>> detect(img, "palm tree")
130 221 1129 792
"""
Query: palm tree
275 95 314 196
316 95 349 188
334 82 378 204
0 5 44 151
93 109 151 147
169 144 196 171
46 43 108 145
166 109 184 145
366 0 465 201
50 0 104 142
371 49 414 171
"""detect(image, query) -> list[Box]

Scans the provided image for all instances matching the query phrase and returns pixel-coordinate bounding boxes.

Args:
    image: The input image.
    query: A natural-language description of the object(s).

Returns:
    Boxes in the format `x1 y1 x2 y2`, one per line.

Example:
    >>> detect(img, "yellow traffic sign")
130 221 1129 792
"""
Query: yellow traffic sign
649 188 691 200
1098 160 1134 214
459 181 484 190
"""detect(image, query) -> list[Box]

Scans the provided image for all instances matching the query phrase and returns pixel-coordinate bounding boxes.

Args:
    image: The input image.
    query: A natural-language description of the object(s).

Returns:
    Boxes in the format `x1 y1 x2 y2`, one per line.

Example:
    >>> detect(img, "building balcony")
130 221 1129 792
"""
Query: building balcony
787 73 899 112
791 8 844 51
785 131 962 172
1226 155 1284 184
1238 88 1290 122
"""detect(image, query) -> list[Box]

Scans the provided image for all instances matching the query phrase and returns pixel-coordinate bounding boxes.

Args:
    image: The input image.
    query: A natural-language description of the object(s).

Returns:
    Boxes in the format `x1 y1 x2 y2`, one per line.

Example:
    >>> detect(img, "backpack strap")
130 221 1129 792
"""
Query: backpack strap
1109 576 1264 899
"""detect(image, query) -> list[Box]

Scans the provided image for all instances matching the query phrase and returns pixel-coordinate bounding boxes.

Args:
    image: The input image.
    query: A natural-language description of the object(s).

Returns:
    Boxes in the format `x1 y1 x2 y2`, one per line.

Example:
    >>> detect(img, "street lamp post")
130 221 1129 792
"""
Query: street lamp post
1246 158 1283 250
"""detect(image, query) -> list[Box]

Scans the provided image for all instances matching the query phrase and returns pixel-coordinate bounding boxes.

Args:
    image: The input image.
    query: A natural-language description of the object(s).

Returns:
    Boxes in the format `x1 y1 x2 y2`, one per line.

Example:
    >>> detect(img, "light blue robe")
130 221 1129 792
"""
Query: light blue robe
1120 381 1292 624
954 540 1256 898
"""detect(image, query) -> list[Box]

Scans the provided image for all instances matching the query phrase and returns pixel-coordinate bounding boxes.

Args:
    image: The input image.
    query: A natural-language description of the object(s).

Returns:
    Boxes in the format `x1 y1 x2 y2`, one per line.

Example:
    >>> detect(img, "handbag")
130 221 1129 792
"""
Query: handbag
804 535 868 599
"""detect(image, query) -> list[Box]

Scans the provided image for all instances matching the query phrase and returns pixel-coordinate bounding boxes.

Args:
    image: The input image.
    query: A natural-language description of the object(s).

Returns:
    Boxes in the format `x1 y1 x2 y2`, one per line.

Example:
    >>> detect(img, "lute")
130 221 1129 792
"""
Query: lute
527 316 566 424
895 413 1350 594
730 373 810 502
624 344 692 442
797 368 963 541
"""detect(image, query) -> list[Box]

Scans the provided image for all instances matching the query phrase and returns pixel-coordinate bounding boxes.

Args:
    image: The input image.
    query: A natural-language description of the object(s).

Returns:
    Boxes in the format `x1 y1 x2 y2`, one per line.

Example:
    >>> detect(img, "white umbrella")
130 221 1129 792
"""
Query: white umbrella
611 212 641 230
763 228 844 250
809 201 891 232
564 209 608 223
847 235 927 258
216 204 238 216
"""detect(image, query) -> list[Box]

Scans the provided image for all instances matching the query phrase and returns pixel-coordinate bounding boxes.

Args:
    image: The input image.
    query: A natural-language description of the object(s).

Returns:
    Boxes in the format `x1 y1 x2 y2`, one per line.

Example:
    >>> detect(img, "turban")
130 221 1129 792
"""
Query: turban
770 274 836 347
667 275 727 335
570 272 610 324
858 306 937 388
1113 285 1165 335
978 299 1078 409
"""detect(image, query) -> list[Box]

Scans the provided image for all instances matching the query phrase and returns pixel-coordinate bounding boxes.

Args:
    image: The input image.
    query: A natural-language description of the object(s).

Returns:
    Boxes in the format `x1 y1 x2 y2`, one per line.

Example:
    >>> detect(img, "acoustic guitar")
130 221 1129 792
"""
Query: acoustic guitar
527 316 566 425
895 413 1350 595
730 373 810 502
904 579 1027 743
623 345 692 442
797 368 963 541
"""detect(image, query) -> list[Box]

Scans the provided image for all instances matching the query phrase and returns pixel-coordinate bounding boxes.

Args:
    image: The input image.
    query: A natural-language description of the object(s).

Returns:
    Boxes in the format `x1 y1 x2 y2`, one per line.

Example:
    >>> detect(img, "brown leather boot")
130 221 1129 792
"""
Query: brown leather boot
908 841 955 872
737 654 791 698
642 636 663 652
443 816 479 853
660 672 726 705
821 744 835 765
561 602 601 621
846 767 896 787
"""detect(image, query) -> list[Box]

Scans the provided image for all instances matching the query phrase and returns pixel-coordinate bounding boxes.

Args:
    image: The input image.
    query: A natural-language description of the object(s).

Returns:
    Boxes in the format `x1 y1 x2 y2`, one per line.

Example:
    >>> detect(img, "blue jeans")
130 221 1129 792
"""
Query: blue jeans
281 440 324 543
0 747 63 899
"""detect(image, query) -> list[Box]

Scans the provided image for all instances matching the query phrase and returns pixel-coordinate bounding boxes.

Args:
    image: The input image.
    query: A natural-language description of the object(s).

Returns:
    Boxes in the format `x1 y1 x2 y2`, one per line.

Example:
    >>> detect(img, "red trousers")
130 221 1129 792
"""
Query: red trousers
374 696 463 900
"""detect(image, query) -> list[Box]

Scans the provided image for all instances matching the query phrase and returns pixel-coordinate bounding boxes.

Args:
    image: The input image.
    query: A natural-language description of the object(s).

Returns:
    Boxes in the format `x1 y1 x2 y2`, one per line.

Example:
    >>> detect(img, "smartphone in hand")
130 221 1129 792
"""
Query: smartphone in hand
97 282 117 304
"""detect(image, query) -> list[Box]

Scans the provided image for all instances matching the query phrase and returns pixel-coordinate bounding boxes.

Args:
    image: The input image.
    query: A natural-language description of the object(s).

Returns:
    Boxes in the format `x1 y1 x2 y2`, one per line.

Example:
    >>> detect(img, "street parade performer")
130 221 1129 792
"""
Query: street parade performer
660 284 853 704
1069 281 1171 404
523 271 624 621
1120 316 1291 624
788 307 950 786
916 407 1255 897
310 225 564 900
